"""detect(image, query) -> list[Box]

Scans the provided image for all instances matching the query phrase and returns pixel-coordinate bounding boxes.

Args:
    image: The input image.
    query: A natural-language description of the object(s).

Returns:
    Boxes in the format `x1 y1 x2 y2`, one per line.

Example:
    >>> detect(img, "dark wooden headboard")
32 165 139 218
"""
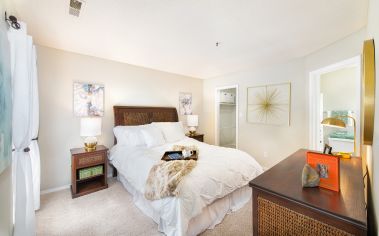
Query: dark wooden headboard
111 106 179 177
113 106 179 127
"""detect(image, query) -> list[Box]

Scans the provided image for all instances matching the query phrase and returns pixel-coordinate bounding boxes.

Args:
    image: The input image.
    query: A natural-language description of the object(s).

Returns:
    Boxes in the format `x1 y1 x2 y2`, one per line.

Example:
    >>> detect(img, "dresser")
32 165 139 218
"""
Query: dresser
249 149 367 235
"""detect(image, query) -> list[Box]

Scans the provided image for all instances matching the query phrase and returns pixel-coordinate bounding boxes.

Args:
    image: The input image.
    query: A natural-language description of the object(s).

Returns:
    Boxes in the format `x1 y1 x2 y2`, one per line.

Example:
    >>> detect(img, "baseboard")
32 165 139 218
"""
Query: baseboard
40 176 115 195
40 184 70 195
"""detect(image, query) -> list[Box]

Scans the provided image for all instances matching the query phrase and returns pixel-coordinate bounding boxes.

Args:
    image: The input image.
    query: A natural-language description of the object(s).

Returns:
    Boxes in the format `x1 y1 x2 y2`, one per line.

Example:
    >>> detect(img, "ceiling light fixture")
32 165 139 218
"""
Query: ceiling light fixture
69 0 85 17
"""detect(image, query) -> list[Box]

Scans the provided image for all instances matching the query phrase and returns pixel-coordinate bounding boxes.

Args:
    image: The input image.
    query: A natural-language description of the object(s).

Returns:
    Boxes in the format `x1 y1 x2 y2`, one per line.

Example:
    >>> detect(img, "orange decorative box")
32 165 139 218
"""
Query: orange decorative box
306 151 340 192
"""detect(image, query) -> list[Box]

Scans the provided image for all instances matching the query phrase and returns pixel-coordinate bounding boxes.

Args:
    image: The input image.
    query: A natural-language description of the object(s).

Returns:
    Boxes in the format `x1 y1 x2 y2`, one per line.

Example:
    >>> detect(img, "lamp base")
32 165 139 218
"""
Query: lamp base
188 126 197 136
188 130 197 136
84 136 98 152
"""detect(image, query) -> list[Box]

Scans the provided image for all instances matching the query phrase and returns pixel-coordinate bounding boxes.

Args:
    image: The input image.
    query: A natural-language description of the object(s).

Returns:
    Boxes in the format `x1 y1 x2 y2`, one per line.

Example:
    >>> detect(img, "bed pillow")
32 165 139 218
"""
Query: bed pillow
113 125 146 147
152 122 185 143
140 124 166 148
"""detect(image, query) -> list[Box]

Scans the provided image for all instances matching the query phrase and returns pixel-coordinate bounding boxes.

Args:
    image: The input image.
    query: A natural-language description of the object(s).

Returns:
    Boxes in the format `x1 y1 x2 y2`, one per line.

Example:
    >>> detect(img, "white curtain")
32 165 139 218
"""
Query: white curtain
9 22 37 236
29 45 40 211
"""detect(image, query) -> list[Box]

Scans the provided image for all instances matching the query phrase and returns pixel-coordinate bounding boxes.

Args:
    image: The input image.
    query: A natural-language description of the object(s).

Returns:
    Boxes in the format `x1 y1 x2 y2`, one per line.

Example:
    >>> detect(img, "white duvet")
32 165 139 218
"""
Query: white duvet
110 137 263 236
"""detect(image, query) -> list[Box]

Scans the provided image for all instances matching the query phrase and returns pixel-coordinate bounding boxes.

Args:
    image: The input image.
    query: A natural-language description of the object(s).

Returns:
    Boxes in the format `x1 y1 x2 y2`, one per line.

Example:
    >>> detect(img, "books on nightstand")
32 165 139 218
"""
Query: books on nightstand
79 165 103 180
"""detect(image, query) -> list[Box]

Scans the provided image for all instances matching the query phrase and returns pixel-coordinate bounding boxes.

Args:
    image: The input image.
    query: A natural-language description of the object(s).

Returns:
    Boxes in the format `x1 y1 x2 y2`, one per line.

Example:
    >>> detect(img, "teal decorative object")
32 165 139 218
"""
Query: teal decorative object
302 164 320 187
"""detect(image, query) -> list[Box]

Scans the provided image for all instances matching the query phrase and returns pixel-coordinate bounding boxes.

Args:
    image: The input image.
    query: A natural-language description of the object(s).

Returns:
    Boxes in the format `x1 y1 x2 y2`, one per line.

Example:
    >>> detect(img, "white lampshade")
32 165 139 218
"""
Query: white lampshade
80 117 102 137
187 115 198 127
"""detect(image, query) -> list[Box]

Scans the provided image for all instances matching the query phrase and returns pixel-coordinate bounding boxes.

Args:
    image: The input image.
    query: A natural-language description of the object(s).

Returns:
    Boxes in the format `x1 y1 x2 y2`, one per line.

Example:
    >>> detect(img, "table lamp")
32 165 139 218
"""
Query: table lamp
321 116 356 158
187 115 198 136
80 117 101 151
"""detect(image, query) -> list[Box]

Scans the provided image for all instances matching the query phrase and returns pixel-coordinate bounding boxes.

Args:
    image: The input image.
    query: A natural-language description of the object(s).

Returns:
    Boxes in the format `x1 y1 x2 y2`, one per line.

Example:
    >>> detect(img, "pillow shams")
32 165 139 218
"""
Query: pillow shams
153 122 185 143
113 125 146 147
140 125 166 148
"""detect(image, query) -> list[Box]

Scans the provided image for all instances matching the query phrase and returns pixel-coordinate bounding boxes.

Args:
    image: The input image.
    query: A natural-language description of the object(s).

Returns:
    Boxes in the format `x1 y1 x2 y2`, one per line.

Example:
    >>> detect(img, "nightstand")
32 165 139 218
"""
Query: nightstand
186 133 204 142
70 145 108 198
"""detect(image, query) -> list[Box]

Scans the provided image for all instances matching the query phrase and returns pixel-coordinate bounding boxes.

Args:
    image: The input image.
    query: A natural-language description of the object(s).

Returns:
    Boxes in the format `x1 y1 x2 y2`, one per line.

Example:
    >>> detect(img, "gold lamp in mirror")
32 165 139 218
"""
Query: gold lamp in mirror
321 116 356 158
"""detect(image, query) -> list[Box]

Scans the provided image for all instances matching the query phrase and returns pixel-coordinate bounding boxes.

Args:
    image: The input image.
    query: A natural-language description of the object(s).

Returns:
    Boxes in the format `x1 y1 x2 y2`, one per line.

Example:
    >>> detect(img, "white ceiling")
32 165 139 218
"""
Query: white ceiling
12 0 368 78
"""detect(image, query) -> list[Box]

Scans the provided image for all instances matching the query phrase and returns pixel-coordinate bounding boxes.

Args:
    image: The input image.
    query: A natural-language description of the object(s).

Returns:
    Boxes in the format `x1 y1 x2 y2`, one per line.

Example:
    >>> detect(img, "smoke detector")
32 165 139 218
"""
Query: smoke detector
69 0 85 17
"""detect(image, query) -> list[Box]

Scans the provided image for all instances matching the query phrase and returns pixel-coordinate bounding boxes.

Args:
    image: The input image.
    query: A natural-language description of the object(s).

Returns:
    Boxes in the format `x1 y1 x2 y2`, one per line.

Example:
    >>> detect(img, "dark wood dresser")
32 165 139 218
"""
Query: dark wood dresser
249 149 367 236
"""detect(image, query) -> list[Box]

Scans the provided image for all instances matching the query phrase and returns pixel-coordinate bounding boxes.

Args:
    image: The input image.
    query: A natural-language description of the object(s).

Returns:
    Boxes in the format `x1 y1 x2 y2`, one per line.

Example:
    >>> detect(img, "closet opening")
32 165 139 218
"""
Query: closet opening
215 85 239 149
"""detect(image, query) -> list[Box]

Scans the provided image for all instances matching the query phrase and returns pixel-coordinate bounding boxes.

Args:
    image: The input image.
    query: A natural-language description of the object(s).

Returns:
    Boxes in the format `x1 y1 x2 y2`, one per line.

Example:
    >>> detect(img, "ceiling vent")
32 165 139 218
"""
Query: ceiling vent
69 0 85 17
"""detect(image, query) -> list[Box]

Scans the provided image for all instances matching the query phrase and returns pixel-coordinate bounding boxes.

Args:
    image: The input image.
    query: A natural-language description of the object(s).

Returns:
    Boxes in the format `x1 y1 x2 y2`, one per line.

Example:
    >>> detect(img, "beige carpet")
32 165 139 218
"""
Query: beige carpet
37 179 252 236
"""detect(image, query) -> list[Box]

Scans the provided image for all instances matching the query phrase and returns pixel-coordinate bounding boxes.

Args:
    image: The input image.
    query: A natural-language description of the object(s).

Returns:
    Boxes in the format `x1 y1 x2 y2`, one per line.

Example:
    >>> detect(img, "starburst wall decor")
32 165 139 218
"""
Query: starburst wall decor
247 83 291 126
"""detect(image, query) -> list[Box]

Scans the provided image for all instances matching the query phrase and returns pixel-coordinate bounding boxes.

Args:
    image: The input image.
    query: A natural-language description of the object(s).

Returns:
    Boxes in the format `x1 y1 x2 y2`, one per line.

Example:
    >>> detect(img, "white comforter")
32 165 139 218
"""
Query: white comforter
110 137 263 236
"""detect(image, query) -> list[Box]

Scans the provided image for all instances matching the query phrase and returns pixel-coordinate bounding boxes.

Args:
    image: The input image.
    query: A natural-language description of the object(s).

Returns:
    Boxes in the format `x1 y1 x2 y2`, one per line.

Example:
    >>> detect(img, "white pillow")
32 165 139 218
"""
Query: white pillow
140 124 166 148
152 122 185 143
113 125 146 147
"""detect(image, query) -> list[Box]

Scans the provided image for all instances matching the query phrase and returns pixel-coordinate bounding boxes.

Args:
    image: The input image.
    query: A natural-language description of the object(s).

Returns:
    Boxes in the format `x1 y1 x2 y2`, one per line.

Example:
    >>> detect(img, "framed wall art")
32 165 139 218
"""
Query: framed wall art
73 82 104 117
0 33 12 174
179 92 192 115
247 82 291 126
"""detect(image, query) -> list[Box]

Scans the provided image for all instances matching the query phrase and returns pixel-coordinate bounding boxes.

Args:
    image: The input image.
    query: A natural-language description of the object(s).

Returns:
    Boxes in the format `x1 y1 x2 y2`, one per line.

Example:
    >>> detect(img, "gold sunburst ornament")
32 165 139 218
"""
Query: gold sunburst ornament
247 83 291 125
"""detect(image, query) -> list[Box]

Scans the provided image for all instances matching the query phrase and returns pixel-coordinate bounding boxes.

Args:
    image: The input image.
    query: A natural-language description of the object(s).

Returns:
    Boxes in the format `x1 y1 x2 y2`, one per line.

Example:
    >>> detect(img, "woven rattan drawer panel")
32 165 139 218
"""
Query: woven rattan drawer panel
77 154 104 168
257 197 353 236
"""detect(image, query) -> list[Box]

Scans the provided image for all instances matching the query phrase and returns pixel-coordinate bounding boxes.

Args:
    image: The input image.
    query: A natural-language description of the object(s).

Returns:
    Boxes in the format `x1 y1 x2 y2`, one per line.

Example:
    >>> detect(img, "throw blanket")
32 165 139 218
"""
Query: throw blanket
145 159 197 200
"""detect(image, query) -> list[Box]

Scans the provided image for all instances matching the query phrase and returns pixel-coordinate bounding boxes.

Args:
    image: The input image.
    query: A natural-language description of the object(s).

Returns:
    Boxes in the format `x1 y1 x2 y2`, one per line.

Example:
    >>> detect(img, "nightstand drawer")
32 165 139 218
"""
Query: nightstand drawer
76 153 105 168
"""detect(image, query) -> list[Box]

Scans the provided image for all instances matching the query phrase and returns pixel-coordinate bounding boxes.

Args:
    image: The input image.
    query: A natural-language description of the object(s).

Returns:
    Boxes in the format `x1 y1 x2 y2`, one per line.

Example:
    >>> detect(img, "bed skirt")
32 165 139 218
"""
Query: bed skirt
117 173 251 236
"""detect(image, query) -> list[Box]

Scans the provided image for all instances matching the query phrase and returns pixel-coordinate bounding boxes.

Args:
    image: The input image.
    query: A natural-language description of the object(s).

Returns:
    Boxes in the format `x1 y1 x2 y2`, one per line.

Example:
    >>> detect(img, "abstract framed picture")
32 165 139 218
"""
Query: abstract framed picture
73 82 104 117
247 82 291 126
179 92 192 115
306 151 340 192
0 36 12 174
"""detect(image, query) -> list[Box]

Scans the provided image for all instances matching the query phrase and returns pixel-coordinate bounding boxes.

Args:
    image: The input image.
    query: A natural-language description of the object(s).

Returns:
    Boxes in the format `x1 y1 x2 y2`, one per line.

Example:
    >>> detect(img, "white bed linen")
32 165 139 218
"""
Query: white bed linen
110 137 263 236
118 173 252 236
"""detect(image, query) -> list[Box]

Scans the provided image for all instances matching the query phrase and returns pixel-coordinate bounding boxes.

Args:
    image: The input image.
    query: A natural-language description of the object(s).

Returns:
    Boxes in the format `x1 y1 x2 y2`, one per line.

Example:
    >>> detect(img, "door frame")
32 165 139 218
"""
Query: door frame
215 85 239 148
308 56 361 152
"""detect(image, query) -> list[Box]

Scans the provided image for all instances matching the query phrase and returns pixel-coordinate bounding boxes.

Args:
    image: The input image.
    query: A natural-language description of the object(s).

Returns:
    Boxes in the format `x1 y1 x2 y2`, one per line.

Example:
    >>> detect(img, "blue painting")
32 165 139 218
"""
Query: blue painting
0 23 12 174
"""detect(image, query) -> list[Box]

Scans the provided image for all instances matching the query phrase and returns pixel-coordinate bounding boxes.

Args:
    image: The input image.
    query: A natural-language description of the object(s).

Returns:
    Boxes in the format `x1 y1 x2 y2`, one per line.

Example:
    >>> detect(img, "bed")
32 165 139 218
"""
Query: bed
110 106 263 236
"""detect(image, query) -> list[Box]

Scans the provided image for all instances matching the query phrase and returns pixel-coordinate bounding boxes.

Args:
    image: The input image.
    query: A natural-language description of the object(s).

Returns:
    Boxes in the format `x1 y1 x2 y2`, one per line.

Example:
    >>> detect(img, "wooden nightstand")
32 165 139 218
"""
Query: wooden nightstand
186 133 204 142
70 145 108 198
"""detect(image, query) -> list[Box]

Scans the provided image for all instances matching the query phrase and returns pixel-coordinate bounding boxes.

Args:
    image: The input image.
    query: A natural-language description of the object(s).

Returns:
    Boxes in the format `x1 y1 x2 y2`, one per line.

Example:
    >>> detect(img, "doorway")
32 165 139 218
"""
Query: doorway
309 56 361 155
215 85 239 149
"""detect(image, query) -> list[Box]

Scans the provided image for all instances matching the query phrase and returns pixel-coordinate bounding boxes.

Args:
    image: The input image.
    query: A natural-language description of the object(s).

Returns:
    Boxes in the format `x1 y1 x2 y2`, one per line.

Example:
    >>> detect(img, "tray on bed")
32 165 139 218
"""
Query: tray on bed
161 151 198 161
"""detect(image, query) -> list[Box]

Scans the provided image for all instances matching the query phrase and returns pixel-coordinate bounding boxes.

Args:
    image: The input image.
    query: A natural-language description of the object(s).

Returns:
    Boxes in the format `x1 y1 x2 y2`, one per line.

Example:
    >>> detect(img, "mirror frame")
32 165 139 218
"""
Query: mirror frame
361 39 376 145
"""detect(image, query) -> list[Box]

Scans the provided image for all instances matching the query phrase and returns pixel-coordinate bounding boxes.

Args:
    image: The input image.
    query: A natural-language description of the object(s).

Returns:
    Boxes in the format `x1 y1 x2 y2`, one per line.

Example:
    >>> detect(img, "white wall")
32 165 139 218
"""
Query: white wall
320 67 359 111
202 28 367 170
304 28 367 73
0 0 14 235
37 46 203 191
305 28 367 151
203 58 307 169
367 0 379 231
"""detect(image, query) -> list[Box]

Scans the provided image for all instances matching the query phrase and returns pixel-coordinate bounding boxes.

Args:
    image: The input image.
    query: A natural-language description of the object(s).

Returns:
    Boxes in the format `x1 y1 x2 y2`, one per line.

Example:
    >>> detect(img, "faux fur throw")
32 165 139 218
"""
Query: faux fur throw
144 160 197 201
